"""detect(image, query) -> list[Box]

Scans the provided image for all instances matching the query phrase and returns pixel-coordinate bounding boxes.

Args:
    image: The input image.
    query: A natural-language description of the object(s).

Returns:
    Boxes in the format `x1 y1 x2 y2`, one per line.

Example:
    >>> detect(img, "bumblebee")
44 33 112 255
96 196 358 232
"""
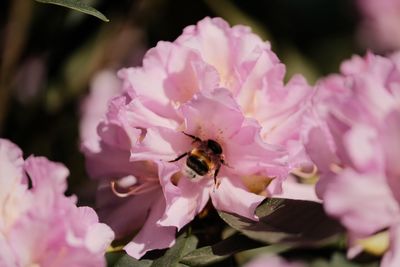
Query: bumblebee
169 132 227 183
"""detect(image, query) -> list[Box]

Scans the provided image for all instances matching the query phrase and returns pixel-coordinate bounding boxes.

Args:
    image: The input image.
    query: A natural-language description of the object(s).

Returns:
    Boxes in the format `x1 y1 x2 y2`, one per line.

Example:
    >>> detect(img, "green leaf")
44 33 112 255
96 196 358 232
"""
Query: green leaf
180 233 261 266
150 233 198 267
34 0 109 22
218 198 344 246
106 250 153 267
106 251 125 266
180 246 227 267
234 243 295 265
310 252 380 267
218 210 291 244
111 253 152 267
256 198 344 244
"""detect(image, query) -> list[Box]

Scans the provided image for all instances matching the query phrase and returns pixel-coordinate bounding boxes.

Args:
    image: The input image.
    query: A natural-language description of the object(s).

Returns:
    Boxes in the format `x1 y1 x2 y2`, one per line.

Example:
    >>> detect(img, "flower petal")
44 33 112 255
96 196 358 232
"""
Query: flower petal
85 221 115 254
277 176 320 202
156 161 210 230
211 175 265 220
225 118 288 181
96 184 159 238
382 111 400 203
0 139 25 189
177 17 236 89
0 233 18 267
80 70 122 153
132 127 192 162
382 222 400 267
343 123 384 173
323 168 398 236
24 156 69 196
180 88 243 140
124 194 176 259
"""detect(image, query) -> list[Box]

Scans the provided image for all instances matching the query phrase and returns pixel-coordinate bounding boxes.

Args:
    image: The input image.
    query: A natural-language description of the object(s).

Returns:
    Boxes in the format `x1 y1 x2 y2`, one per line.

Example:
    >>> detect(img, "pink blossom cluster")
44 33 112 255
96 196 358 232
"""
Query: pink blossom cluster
306 52 400 267
81 17 315 258
0 139 114 267
80 16 400 266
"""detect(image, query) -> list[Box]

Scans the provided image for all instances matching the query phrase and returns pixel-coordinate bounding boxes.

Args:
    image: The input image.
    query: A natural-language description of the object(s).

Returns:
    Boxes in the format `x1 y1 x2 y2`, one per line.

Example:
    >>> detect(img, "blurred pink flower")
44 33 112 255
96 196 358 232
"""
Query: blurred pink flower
306 52 400 266
244 255 306 267
357 0 400 52
0 139 114 267
81 17 314 258
80 70 122 153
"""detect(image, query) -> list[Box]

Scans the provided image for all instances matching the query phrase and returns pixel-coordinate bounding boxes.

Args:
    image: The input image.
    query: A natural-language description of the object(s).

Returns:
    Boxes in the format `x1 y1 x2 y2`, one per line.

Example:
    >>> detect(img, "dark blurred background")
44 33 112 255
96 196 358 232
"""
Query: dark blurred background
0 0 360 205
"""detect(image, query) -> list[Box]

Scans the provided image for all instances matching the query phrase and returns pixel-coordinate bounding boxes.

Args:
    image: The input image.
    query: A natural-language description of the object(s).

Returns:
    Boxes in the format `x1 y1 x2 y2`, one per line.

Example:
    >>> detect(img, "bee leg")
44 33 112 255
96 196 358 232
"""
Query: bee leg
182 132 202 142
168 152 188 162
213 165 221 185
212 167 222 192
221 158 233 169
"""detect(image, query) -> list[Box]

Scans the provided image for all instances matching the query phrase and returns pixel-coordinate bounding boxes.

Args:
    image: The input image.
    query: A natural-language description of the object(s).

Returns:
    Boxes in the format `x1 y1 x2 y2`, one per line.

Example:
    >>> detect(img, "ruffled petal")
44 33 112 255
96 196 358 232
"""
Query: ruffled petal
176 17 236 90
84 221 115 254
156 161 210 230
180 88 243 140
24 156 69 196
277 177 320 202
124 194 176 259
226 118 288 179
83 118 142 179
0 139 29 230
236 49 285 119
211 175 265 220
162 43 220 104
132 127 191 162
343 123 384 173
0 139 25 189
118 42 171 107
96 184 159 238
80 70 122 153
177 17 271 93
121 97 180 129
323 168 398 236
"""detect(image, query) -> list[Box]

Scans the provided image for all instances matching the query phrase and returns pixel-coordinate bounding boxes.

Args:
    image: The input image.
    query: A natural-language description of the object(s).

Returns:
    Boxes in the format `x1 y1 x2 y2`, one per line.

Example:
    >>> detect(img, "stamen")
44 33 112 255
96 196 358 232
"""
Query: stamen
212 179 221 192
115 175 137 188
329 163 344 174
110 179 159 198
292 164 318 179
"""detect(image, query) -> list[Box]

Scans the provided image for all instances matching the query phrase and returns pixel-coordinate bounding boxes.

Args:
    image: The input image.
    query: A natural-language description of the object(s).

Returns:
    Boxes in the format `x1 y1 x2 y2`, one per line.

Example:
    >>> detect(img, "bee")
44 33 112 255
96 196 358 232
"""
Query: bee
169 132 227 184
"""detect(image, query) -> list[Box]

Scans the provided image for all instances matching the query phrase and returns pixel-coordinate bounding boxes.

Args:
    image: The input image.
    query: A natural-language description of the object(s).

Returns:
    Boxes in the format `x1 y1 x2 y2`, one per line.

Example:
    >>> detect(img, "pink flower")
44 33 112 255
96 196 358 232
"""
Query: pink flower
120 16 315 178
119 17 313 168
357 0 400 52
131 88 287 226
0 139 114 267
82 17 314 258
306 52 400 267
